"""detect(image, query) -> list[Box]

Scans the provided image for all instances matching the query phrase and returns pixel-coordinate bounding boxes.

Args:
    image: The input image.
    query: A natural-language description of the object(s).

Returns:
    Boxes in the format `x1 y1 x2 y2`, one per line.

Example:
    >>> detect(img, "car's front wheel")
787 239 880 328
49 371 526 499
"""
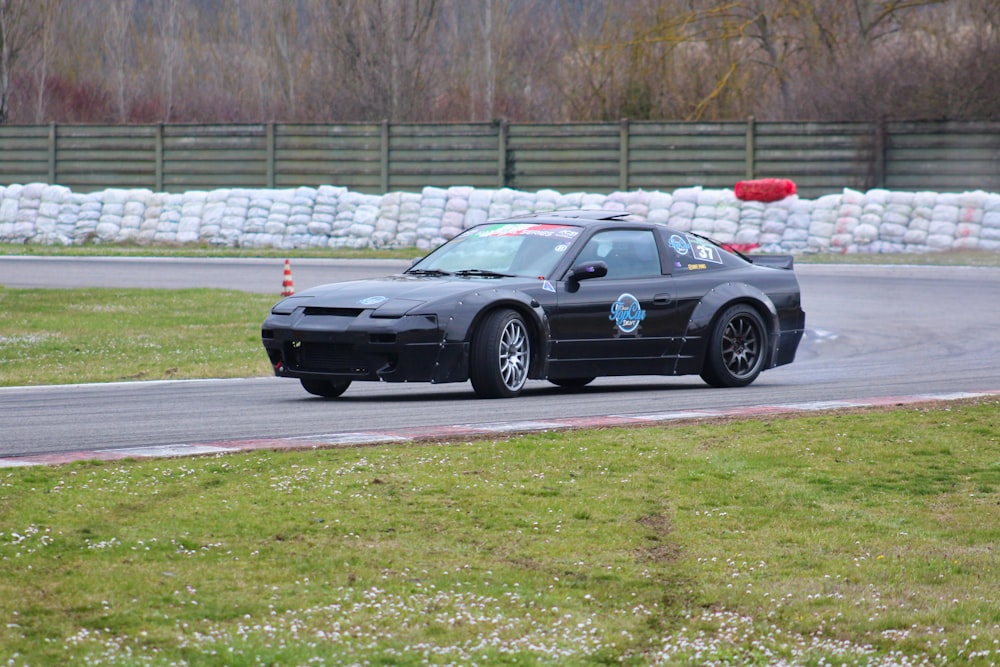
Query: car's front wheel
700 304 768 388
300 377 352 398
470 309 530 398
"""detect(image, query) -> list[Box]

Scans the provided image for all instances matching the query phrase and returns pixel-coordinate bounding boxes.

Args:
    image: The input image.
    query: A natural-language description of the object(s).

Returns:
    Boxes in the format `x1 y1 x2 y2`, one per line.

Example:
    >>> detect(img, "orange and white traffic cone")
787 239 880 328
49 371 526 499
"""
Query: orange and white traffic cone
281 258 295 296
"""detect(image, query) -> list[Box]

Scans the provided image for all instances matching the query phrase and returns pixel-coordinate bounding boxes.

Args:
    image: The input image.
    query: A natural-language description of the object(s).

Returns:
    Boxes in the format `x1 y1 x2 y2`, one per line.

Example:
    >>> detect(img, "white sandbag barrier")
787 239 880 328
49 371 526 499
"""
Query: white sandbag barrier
1 182 999 254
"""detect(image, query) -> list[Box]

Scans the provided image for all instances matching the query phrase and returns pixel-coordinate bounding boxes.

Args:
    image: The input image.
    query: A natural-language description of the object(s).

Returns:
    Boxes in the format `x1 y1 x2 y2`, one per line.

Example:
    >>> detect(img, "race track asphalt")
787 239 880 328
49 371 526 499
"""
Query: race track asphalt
2 257 998 465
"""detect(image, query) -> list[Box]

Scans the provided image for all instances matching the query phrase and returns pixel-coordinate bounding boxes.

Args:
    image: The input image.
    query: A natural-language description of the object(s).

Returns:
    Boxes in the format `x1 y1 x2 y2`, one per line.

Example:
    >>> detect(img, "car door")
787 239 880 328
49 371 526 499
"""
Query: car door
547 229 688 377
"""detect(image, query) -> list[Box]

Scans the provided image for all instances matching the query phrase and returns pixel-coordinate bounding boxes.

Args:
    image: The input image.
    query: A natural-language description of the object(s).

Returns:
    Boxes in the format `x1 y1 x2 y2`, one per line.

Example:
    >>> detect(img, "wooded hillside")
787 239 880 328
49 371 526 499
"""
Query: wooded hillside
1 0 998 125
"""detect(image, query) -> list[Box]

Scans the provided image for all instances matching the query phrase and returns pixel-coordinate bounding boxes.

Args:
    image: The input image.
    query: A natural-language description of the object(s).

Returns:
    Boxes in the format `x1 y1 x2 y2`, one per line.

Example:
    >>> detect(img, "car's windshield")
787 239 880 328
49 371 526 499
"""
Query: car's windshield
409 222 582 278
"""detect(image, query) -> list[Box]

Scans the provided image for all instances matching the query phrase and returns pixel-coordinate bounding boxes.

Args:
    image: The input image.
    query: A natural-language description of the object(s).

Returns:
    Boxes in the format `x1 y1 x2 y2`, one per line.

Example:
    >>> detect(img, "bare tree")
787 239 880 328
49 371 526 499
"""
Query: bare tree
101 0 136 122
775 0 996 120
140 0 186 121
429 0 560 121
467 0 522 120
29 0 61 121
485 0 564 121
315 0 443 121
271 2 301 118
1 0 996 124
556 0 750 121
0 0 45 123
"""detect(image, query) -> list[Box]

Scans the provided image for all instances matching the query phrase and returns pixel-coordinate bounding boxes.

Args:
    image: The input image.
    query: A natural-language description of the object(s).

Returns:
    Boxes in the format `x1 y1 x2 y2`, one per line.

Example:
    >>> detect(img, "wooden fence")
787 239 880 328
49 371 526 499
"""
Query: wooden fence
1 119 998 198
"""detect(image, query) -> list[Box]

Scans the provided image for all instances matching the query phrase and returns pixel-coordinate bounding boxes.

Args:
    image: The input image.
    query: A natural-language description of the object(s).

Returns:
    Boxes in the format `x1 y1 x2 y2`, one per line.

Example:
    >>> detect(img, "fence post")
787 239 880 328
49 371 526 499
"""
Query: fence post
873 116 887 189
380 119 390 193
48 123 56 184
155 123 164 192
745 115 755 179
619 118 630 191
497 119 508 188
266 122 276 189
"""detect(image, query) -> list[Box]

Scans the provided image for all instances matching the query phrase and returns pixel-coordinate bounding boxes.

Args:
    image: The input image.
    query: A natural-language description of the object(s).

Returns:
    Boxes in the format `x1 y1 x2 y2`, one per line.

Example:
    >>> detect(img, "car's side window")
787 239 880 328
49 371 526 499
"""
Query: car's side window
664 232 726 273
576 230 661 279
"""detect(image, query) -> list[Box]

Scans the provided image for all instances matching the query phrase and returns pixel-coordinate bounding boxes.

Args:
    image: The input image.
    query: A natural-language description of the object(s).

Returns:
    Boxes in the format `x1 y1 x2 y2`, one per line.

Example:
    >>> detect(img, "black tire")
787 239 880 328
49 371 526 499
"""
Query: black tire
700 304 768 388
470 309 530 398
300 377 352 398
548 377 595 389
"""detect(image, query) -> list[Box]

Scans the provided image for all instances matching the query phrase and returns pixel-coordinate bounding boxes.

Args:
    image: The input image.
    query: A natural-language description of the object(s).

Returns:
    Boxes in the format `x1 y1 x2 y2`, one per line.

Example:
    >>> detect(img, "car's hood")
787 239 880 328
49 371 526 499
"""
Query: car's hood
271 274 536 316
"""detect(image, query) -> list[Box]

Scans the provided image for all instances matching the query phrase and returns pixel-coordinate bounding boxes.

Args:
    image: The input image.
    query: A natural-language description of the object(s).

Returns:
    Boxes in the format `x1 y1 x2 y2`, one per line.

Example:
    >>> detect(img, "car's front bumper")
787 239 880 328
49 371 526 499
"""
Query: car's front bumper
261 312 470 384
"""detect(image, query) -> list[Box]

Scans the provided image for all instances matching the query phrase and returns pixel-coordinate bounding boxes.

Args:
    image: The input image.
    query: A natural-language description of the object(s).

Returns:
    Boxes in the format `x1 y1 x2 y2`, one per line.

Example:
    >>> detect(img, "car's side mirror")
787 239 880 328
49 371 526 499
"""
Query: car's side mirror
568 261 608 282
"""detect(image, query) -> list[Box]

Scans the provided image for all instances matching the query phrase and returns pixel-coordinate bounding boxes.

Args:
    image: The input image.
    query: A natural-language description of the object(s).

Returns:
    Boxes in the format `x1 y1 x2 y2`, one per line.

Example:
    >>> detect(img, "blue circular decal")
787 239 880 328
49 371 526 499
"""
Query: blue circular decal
359 295 388 306
609 293 646 334
669 234 690 255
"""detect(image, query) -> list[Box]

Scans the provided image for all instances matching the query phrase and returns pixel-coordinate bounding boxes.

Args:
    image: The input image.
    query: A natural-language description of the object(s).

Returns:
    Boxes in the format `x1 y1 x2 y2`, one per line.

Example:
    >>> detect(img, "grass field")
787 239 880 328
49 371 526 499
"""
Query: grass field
1 400 998 665
1 246 999 664
0 287 276 386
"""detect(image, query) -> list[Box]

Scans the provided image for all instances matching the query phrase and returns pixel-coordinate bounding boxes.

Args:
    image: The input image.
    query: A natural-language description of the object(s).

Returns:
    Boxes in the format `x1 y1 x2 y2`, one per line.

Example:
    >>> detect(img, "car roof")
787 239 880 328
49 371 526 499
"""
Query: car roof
493 210 647 226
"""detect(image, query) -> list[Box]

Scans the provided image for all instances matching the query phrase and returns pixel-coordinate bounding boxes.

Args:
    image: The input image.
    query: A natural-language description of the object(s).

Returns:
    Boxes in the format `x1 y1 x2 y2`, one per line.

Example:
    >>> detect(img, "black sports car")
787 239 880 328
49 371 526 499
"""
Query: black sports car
261 211 805 398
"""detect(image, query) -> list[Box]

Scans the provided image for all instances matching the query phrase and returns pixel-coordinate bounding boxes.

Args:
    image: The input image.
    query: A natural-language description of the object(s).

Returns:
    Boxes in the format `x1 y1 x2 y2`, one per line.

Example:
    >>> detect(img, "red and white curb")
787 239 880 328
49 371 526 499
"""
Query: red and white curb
3 390 998 468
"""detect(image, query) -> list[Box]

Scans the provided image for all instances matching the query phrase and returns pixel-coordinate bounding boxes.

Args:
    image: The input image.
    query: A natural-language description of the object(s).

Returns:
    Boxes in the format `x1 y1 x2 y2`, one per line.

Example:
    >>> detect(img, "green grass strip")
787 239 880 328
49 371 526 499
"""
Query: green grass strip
0 287 277 386
0 400 997 665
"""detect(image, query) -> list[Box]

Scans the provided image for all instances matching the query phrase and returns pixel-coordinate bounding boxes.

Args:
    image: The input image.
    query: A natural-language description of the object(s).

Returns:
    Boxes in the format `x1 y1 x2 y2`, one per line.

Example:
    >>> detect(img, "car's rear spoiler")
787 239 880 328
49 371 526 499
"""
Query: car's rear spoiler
748 254 795 270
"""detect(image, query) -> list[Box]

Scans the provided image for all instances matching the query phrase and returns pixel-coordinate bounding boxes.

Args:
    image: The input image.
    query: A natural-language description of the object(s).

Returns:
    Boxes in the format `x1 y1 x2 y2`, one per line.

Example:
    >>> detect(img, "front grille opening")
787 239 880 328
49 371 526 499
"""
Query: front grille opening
302 307 364 318
286 341 369 374
370 333 396 344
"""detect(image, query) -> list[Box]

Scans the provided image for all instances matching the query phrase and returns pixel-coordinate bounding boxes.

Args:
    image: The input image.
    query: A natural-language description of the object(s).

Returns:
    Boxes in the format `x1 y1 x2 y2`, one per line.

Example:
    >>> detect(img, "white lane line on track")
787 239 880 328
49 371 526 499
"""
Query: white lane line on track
95 444 234 458
451 420 565 432
779 400 875 411
290 433 410 445
626 410 725 421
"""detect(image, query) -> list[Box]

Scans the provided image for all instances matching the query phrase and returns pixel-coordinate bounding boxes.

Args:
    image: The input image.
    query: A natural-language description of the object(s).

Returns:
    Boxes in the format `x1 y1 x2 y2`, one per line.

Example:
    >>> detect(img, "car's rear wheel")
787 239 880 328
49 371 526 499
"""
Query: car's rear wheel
700 304 767 388
300 377 352 398
548 377 595 388
470 309 530 398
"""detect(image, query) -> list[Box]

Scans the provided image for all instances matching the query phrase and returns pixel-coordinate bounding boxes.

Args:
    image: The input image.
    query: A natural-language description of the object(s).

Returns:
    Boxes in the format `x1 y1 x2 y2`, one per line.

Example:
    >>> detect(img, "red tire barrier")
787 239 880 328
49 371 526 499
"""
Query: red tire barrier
734 178 797 202
723 243 761 254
